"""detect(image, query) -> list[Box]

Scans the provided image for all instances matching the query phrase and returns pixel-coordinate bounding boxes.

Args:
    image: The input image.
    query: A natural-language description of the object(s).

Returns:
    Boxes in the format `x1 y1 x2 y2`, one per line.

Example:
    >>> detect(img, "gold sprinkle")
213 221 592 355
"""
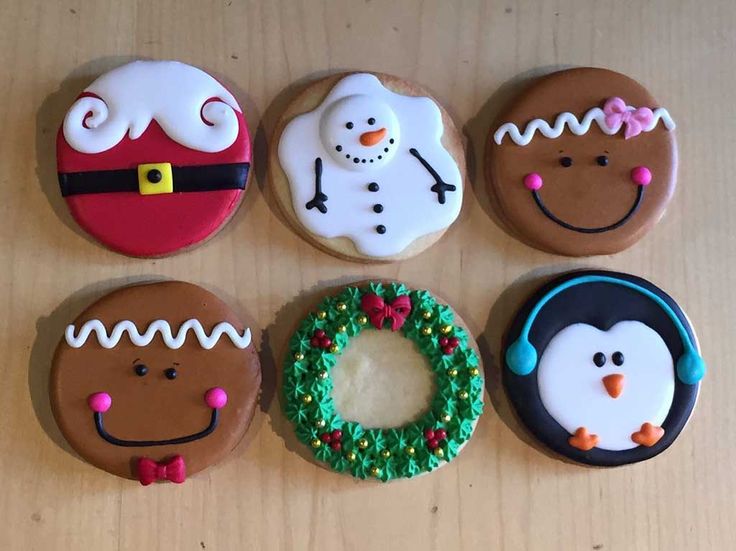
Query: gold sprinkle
311 438 322 448
358 438 369 449
469 367 480 377
440 324 453 334
458 390 469 400
357 315 368 325
421 326 432 336
433 447 444 458
447 368 458 378
405 446 416 456
315 419 326 428
293 352 304 361
329 343 340 353
380 449 391 459
318 370 328 380
316 311 327 320
370 466 381 477
346 451 357 462
422 310 432 320
336 302 347 311
337 325 347 333
302 394 313 404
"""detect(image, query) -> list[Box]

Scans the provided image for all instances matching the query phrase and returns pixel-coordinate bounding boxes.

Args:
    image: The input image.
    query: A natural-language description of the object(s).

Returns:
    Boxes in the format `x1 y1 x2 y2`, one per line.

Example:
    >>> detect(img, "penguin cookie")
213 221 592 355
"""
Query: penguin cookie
271 72 465 262
51 282 261 484
487 68 677 256
57 60 252 257
503 270 705 466
282 282 484 480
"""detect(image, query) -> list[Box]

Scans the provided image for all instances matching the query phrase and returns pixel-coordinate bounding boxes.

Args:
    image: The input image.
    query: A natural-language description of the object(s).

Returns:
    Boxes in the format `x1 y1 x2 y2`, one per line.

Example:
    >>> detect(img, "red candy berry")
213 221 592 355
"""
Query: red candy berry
424 428 435 440
322 338 332 348
330 441 342 451
331 429 343 441
310 337 321 347
315 329 326 338
442 345 454 355
434 428 447 441
427 438 439 450
320 433 332 443
439 337 449 347
448 337 460 347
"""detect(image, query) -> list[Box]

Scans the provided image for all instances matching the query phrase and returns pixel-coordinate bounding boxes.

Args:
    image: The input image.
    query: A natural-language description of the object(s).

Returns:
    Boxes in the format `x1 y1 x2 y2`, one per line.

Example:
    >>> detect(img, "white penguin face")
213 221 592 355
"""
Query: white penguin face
319 94 400 171
537 321 675 451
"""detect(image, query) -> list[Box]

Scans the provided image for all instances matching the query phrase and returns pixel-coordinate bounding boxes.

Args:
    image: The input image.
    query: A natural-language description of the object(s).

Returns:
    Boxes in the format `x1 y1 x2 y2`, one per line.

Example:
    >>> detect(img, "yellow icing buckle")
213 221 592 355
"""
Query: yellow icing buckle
137 163 173 195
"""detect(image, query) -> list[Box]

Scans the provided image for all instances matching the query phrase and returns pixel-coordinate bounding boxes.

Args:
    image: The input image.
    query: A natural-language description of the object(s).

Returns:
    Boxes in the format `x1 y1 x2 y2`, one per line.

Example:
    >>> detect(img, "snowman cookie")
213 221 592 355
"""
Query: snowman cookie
503 270 705 466
51 281 261 484
57 60 252 257
487 68 677 256
271 72 465 261
282 281 484 480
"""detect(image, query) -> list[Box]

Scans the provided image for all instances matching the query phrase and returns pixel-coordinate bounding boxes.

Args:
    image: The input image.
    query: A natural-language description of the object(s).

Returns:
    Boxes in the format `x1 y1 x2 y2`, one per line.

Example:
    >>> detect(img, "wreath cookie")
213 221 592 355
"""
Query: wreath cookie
51 281 261 485
270 72 466 262
486 68 677 256
282 282 484 481
57 60 252 257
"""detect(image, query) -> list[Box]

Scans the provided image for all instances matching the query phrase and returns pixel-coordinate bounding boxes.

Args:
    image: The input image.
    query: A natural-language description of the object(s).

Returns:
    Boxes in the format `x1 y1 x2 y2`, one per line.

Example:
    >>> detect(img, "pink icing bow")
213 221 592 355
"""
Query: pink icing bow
603 97 654 139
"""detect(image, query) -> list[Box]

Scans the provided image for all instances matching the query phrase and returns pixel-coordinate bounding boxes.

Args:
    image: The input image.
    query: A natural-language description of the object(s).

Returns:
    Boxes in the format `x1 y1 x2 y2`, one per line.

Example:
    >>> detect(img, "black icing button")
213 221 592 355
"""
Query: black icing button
368 182 379 192
376 225 386 234
373 204 384 213
147 169 163 183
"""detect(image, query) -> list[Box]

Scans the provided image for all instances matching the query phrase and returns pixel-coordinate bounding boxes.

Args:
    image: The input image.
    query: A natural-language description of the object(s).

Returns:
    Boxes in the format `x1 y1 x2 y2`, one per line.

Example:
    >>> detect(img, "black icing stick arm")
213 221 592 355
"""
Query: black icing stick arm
409 148 456 205
305 157 328 214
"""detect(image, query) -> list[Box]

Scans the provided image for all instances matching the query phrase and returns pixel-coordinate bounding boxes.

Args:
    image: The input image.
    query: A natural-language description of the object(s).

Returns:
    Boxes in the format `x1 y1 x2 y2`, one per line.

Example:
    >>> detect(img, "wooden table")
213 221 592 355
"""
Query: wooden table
1 0 733 549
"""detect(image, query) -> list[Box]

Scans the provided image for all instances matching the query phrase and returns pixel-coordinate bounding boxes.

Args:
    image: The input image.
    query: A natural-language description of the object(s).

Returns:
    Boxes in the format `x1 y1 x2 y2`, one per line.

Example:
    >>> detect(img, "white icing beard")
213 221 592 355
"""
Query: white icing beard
62 60 242 154
537 321 675 451
278 73 462 258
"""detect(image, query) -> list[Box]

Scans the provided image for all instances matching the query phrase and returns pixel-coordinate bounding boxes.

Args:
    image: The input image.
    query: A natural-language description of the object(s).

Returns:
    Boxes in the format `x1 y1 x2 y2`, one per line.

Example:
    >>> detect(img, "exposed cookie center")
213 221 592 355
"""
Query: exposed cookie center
330 330 435 428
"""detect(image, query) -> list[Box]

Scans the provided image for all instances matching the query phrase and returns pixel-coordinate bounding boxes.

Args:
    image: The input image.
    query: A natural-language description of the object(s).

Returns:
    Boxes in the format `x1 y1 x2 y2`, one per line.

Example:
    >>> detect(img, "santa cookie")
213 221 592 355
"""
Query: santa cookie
51 282 261 484
487 68 677 256
271 72 465 262
283 282 484 481
57 60 251 257
503 270 705 466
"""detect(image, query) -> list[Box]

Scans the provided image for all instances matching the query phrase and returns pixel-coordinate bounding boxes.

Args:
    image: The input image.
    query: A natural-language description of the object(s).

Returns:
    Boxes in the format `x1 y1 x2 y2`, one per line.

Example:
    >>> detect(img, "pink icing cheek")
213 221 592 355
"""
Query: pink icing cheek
523 172 543 191
204 387 228 410
87 392 112 413
631 166 652 186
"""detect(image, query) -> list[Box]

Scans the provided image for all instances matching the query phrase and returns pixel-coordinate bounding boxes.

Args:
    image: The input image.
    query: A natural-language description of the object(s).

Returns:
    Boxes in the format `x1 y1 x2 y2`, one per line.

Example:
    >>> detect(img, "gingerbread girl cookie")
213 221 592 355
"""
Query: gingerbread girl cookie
57 60 252 257
487 68 677 256
503 270 705 466
51 282 261 484
271 72 465 262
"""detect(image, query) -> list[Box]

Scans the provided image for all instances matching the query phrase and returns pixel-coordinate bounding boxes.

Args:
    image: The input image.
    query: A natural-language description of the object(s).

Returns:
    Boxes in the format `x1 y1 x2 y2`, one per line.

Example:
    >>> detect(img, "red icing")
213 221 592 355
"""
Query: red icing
137 455 187 486
56 92 251 257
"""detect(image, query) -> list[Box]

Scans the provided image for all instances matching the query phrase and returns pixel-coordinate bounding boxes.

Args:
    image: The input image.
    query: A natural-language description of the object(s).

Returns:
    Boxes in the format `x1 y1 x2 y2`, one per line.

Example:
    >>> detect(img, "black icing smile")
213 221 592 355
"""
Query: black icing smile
93 408 219 447
336 138 394 164
532 185 644 234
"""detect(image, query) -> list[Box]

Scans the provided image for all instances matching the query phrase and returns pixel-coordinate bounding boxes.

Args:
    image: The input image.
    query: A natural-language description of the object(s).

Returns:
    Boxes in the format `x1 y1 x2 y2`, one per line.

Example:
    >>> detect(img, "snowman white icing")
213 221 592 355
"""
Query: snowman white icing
278 73 462 258
537 321 675 451
63 60 242 154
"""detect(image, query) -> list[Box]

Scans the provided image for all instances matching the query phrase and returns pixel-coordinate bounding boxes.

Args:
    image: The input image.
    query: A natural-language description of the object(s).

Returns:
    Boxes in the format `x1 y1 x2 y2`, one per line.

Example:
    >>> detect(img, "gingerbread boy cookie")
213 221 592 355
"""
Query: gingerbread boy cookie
503 270 705 466
51 282 261 484
57 60 251 257
271 72 465 262
487 68 677 256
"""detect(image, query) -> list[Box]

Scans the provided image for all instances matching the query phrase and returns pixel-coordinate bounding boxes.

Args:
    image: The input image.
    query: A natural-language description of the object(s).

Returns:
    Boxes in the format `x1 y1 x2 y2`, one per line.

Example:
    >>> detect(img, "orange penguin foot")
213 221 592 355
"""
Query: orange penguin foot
568 427 599 451
631 423 665 447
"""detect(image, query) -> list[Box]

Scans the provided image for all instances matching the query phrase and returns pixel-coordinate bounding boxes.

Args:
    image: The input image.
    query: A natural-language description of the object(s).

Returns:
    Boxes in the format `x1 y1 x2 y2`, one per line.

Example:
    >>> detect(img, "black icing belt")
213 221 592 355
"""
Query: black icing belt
58 162 249 197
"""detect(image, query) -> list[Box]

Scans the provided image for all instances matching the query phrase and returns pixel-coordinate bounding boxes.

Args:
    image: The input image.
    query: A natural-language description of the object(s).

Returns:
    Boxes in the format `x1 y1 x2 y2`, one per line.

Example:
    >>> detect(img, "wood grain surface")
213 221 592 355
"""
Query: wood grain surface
0 0 734 549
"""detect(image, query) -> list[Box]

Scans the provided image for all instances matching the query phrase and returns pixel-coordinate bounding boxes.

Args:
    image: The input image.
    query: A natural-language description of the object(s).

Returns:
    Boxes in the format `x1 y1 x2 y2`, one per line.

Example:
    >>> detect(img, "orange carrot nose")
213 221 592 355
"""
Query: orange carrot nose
359 128 387 146
602 373 625 399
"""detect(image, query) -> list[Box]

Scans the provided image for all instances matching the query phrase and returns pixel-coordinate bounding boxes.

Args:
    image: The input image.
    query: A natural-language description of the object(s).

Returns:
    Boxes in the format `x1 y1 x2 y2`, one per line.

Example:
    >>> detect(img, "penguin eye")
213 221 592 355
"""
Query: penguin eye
612 351 624 366
345 122 354 130
367 117 376 125
593 352 606 367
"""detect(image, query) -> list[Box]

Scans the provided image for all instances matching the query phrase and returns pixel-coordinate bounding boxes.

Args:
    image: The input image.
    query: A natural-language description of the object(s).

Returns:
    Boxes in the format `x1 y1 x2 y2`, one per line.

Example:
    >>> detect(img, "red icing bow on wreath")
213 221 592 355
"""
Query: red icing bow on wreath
360 293 412 331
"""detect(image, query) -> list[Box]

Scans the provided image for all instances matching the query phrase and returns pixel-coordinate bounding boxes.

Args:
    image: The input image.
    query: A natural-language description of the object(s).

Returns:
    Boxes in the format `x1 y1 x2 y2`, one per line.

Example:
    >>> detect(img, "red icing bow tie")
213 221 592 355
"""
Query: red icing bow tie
137 455 186 486
360 293 412 331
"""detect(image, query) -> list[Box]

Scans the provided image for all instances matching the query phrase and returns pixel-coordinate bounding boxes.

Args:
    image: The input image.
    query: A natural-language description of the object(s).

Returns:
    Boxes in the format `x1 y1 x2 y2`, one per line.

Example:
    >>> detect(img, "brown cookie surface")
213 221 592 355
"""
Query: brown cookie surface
486 67 677 256
51 281 261 483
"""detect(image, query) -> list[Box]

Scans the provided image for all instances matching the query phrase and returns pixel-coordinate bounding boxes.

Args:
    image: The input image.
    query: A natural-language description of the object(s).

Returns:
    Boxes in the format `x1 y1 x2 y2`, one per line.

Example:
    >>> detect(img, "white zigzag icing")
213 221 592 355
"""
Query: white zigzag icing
65 319 252 350
493 106 676 146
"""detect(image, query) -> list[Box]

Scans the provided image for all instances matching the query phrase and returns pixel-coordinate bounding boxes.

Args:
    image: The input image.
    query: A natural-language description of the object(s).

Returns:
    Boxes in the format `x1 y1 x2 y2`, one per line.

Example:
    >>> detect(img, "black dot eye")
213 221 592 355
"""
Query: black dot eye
367 117 376 125
593 352 606 367
164 367 177 380
559 156 573 168
346 122 354 129
612 351 624 366
134 364 148 377
596 155 609 167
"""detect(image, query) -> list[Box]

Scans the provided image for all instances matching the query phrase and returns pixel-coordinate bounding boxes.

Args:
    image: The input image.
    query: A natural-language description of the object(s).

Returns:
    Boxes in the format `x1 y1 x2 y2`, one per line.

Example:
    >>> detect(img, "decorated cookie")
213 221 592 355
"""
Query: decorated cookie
51 282 261 484
282 282 483 481
487 68 677 256
271 72 465 261
503 270 705 466
57 60 251 257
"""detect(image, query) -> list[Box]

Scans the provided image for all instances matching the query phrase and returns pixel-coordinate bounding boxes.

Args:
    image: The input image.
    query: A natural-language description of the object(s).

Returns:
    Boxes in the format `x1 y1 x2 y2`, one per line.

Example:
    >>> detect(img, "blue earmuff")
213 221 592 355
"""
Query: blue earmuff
505 275 706 385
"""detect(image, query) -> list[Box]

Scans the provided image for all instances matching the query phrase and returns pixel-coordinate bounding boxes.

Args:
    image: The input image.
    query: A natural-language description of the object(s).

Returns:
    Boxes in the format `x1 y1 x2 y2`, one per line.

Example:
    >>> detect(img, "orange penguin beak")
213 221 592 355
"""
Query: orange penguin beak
359 128 387 146
602 373 624 399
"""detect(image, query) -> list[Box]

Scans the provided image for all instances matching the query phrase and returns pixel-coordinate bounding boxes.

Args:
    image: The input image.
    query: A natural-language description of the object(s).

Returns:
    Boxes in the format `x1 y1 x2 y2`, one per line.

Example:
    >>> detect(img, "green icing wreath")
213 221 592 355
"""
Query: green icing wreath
283 282 484 481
